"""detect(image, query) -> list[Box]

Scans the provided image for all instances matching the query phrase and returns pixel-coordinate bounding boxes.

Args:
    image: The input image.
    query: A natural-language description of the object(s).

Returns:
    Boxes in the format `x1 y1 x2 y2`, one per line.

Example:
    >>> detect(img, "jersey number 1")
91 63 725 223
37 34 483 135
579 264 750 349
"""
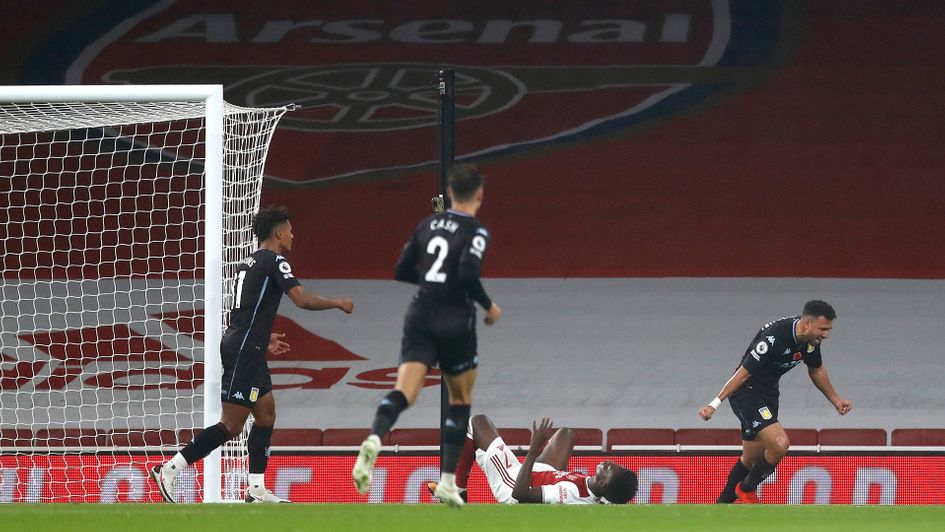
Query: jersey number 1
233 270 247 308
425 236 449 283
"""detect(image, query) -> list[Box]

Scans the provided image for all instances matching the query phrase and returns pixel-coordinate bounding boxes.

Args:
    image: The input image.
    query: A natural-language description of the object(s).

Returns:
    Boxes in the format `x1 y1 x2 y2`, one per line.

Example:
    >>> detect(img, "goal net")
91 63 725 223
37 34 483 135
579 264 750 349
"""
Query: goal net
0 85 290 503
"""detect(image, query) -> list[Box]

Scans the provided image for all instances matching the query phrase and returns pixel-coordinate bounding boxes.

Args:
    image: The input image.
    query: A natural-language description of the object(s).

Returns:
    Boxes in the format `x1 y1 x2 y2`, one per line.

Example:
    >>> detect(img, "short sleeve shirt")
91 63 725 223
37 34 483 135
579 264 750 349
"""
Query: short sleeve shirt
738 316 823 397
531 471 601 504
220 249 301 353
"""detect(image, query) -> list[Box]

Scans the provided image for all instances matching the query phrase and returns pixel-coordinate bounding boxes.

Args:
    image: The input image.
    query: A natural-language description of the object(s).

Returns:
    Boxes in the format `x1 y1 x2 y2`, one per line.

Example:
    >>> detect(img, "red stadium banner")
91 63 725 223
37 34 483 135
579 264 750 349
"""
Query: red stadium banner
1 453 943 504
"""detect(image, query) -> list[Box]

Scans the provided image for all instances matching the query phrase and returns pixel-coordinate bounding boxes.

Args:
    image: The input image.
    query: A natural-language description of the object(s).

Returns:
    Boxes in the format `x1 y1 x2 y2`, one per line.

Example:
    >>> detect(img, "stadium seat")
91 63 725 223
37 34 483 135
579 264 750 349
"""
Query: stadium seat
674 429 742 445
33 428 104 447
0 428 33 447
389 428 440 446
106 429 178 447
784 428 818 446
496 428 532 446
271 428 323 446
492 427 598 451
817 428 887 446
322 428 389 446
891 428 945 446
606 428 674 450
572 428 603 449
177 428 197 445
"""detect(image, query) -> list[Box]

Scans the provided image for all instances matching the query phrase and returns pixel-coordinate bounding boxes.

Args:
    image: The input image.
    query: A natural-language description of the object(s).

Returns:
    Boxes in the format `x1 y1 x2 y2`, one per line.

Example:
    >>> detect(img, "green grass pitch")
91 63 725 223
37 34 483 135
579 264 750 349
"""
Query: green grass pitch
2 504 944 531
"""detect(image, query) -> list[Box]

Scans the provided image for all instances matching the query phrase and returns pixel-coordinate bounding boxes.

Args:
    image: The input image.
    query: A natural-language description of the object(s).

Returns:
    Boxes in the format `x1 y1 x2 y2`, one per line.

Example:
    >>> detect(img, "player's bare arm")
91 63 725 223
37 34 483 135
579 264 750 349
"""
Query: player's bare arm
699 365 751 421
808 365 852 415
511 417 553 504
287 285 354 313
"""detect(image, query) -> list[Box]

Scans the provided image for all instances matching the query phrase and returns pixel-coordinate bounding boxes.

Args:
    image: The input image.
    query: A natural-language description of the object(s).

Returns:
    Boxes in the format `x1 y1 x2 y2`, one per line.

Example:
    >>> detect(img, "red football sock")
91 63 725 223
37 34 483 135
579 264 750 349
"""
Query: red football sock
454 437 476 489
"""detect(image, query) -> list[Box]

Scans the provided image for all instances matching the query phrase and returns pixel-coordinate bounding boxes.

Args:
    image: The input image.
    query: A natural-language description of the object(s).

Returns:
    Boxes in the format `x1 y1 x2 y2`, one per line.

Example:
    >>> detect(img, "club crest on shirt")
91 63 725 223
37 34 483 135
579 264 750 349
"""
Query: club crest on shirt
758 406 772 420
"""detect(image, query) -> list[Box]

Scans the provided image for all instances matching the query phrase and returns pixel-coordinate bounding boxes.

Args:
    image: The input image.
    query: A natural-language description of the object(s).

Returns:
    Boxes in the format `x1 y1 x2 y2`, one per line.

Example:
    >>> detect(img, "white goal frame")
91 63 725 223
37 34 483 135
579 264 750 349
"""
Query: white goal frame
0 85 227 501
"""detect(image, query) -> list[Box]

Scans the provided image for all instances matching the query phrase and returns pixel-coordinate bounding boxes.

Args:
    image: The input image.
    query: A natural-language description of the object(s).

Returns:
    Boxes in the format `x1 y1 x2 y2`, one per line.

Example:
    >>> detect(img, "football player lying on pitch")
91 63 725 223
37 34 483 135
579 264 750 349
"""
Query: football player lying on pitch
430 414 637 504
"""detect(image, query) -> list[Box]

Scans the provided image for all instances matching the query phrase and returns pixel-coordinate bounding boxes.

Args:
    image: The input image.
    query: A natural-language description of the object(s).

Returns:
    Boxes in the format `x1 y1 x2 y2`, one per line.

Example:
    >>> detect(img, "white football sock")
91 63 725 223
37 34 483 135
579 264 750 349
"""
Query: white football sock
248 473 265 489
163 453 188 478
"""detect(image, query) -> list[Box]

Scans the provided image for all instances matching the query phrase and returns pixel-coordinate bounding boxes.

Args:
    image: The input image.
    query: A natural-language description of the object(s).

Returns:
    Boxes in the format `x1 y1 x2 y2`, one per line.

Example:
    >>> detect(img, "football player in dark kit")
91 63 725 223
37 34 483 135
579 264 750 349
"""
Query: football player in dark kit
699 300 852 503
151 205 353 503
352 163 501 507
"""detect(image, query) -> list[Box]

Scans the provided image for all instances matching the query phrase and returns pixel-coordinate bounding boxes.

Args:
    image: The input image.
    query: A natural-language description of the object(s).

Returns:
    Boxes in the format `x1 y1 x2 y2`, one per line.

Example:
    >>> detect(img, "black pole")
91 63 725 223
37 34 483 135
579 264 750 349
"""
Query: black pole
437 68 455 209
436 67 455 475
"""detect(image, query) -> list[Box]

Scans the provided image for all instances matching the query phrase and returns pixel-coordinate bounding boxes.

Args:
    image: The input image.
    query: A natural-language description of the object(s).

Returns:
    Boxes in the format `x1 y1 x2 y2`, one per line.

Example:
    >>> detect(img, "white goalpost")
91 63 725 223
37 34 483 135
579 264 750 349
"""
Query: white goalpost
0 85 289 503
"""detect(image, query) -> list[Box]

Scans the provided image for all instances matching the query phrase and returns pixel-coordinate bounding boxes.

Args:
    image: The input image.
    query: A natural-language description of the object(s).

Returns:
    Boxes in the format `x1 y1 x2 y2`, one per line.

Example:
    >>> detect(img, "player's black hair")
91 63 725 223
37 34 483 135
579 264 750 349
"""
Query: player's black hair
447 163 484 202
607 466 638 504
803 300 836 321
253 205 291 242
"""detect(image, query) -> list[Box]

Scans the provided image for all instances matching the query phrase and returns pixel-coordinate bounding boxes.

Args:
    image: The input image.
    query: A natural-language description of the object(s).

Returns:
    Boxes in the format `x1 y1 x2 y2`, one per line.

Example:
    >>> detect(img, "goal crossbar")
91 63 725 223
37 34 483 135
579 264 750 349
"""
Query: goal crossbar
0 84 224 103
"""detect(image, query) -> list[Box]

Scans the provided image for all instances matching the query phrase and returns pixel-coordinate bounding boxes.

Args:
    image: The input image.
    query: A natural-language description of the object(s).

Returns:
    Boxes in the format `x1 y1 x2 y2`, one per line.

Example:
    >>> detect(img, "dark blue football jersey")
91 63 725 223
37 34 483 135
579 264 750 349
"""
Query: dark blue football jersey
738 316 823 396
394 209 492 309
221 248 301 354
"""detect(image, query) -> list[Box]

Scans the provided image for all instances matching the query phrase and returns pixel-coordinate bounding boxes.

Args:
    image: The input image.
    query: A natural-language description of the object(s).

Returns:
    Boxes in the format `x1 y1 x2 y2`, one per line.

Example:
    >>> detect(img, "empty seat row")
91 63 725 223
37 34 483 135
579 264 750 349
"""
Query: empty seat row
607 428 945 450
2 427 943 449
297 428 604 447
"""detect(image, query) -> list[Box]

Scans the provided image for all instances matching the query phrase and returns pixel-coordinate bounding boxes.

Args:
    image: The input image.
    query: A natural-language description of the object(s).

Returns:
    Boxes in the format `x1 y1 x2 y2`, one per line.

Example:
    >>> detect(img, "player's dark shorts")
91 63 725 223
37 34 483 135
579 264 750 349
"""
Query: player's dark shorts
729 385 780 441
400 298 478 375
220 341 272 408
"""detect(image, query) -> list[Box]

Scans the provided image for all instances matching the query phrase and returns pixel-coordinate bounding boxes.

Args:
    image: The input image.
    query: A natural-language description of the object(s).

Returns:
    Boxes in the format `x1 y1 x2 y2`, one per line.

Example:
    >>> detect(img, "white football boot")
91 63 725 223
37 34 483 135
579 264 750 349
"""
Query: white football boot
352 434 381 494
244 485 291 503
149 464 178 503
433 479 465 508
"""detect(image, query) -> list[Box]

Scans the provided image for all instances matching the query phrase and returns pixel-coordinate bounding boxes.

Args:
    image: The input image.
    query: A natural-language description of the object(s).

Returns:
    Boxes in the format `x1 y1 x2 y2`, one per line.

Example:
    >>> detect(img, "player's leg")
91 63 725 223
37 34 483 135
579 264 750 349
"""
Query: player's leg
151 340 250 503
732 395 784 503
150 402 248 503
459 414 499 491
375 361 428 436
740 422 789 492
716 439 760 503
434 368 476 507
355 301 436 494
717 391 762 503
428 412 496 501
244 391 289 503
370 302 436 440
431 306 481 508
470 431 522 504
535 427 575 471
353 361 430 494
470 413 502 451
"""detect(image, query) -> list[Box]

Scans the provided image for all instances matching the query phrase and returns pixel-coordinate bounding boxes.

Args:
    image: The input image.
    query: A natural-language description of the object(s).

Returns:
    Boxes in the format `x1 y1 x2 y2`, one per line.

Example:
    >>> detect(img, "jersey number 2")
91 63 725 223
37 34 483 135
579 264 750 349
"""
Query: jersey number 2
425 236 449 283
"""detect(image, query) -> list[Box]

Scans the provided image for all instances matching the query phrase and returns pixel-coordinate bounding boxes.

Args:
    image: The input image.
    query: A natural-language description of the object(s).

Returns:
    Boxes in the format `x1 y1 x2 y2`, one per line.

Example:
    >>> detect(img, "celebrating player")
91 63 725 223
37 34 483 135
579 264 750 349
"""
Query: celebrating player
352 163 501 507
430 414 637 504
150 205 353 503
698 300 852 503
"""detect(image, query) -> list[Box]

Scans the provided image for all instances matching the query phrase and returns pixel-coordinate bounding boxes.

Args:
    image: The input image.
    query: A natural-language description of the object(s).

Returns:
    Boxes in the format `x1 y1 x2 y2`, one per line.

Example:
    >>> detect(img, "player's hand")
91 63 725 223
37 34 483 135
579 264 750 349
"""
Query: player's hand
529 417 553 451
834 399 852 415
267 333 290 357
336 298 354 314
484 303 501 325
698 405 716 421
